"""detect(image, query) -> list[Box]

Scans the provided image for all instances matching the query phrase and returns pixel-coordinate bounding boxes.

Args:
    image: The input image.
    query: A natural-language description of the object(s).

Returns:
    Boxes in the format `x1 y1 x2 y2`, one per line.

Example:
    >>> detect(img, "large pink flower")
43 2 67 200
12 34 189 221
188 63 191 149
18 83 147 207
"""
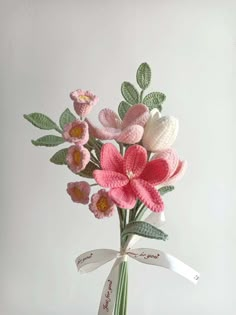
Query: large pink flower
152 149 187 185
93 143 170 212
86 104 149 144
70 89 99 117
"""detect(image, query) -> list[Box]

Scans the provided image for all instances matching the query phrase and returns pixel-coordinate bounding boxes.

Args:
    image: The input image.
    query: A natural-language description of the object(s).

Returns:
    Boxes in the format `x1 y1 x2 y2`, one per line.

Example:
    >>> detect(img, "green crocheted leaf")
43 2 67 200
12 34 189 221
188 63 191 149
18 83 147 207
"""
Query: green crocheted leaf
121 221 168 241
79 161 98 178
121 82 139 105
143 92 166 111
50 148 68 165
158 186 175 196
118 101 131 120
32 135 65 147
59 108 76 129
24 113 60 131
136 62 151 90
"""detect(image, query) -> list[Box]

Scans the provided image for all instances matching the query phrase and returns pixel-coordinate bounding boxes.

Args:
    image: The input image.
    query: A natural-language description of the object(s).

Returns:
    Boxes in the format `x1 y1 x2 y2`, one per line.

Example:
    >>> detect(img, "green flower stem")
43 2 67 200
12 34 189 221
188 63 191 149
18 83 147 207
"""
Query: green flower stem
87 137 102 157
93 140 102 151
115 202 129 315
129 210 133 223
85 143 93 150
132 201 141 220
119 142 124 156
114 261 128 315
90 153 100 166
122 204 148 252
135 205 147 221
128 200 142 222
140 89 144 103
121 263 128 314
118 208 124 232
123 209 127 224
114 262 124 315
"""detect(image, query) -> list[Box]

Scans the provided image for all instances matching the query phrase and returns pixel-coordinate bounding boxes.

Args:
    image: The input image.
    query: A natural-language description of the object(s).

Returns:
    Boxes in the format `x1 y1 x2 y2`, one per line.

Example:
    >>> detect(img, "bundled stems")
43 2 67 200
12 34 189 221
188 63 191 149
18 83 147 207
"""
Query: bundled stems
114 206 129 315
114 261 128 315
115 203 147 314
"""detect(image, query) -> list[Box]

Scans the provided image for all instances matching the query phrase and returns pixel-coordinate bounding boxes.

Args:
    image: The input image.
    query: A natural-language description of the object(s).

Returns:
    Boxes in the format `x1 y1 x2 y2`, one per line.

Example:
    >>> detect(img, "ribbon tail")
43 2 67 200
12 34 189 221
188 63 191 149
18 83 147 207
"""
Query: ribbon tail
98 256 125 315
128 248 200 284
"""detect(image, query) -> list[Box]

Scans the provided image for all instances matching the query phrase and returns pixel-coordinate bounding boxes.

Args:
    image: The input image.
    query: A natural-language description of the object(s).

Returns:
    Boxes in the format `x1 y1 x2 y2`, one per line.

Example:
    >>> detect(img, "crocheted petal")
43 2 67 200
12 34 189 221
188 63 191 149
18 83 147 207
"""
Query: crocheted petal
124 145 147 177
93 170 129 188
122 104 149 128
142 116 179 152
100 143 124 173
109 184 136 209
116 125 144 144
168 160 187 184
131 179 164 212
94 127 121 140
86 119 120 140
140 159 170 185
99 108 122 128
152 148 179 176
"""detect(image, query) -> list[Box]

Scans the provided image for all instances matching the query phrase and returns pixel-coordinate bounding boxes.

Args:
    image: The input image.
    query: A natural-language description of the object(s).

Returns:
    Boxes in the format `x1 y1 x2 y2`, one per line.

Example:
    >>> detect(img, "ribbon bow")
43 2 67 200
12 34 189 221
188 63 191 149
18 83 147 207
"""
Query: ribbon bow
75 213 200 315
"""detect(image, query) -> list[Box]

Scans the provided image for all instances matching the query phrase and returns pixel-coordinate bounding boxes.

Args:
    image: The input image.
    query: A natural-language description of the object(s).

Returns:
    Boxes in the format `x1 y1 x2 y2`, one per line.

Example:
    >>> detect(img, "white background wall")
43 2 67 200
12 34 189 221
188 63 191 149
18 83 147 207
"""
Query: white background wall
1 0 235 314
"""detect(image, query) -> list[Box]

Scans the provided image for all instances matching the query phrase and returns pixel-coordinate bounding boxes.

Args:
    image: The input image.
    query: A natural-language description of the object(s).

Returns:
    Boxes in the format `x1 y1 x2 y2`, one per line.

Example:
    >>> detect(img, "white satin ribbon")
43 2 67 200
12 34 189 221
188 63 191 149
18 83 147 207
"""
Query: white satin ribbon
75 214 200 315
98 255 127 314
76 248 199 314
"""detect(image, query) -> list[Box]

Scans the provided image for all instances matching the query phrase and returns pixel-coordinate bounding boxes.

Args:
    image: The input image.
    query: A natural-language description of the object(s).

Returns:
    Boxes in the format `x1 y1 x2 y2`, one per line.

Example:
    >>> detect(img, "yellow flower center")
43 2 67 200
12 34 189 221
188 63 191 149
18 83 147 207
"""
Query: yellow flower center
78 95 90 102
73 151 81 165
96 196 110 212
73 187 84 199
69 126 83 138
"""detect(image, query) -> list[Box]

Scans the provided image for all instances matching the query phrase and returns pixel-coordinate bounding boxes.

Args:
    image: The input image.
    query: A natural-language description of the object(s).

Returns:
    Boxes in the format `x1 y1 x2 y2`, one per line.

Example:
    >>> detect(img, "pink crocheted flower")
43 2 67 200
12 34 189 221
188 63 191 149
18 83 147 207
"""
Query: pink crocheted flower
89 189 115 219
63 120 89 145
70 89 99 117
66 145 90 174
67 181 91 204
86 104 149 144
93 143 171 212
152 149 187 185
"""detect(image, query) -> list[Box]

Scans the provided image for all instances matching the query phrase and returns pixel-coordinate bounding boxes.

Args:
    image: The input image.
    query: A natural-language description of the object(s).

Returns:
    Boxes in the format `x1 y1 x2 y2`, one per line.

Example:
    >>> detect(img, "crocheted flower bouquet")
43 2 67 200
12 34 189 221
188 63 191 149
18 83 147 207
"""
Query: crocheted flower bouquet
24 63 199 315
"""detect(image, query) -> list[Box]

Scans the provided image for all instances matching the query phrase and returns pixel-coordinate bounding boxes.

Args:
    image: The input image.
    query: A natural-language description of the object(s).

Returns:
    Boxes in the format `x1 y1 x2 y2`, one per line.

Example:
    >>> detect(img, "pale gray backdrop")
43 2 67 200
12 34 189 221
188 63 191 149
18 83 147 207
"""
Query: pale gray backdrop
1 0 235 314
